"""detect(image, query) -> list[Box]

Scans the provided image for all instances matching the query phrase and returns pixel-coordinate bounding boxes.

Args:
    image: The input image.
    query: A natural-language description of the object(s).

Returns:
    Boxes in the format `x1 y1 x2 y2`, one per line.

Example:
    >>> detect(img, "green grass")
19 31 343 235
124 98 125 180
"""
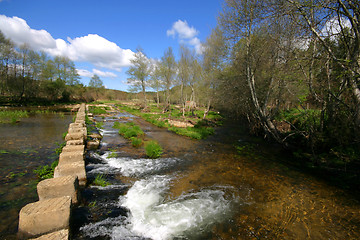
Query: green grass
113 122 144 139
92 174 110 187
33 160 58 180
116 103 219 139
88 106 107 115
131 137 143 147
96 121 104 129
0 110 29 123
145 141 163 158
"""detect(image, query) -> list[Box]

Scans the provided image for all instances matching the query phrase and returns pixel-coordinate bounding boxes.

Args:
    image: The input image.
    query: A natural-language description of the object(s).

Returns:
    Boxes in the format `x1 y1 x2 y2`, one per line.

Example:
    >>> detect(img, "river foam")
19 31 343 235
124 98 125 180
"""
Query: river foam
81 175 238 240
88 152 183 177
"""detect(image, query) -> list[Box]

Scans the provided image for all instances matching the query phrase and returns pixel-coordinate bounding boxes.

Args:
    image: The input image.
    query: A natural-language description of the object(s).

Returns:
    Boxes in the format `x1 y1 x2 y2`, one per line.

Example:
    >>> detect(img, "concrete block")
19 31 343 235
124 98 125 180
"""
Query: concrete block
30 229 69 240
59 151 84 165
18 196 71 239
62 144 85 153
74 120 85 126
68 123 84 129
66 139 84 146
37 176 79 204
64 132 84 141
54 162 87 186
68 126 86 133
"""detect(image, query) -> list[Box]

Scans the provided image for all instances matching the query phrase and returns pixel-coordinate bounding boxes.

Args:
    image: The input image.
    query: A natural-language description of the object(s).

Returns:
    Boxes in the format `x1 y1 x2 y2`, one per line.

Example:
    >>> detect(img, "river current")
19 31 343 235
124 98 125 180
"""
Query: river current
73 107 360 240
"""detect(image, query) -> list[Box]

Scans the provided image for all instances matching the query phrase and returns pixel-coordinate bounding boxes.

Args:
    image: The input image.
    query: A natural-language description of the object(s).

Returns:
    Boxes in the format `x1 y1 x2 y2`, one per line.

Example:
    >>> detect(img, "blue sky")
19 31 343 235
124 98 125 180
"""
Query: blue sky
0 0 222 91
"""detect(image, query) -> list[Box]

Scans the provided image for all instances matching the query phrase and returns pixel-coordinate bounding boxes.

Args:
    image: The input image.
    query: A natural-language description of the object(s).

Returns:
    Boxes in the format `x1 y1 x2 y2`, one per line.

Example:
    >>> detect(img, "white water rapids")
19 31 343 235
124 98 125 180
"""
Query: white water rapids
82 151 241 239
80 115 243 240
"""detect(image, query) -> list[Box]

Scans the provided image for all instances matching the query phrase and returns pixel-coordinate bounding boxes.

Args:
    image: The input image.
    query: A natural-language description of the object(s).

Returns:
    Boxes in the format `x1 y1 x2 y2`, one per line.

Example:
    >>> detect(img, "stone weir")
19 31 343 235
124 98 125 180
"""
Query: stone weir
18 103 88 240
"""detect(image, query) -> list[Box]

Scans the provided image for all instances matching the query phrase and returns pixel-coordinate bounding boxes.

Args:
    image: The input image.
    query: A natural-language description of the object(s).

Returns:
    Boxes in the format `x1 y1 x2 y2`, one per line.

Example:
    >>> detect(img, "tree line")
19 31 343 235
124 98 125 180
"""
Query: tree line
127 0 360 173
0 31 119 103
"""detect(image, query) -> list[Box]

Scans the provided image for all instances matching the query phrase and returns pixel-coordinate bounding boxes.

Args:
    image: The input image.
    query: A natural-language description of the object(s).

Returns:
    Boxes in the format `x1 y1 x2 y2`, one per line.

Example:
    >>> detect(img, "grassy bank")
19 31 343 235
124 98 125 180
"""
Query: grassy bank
116 103 222 139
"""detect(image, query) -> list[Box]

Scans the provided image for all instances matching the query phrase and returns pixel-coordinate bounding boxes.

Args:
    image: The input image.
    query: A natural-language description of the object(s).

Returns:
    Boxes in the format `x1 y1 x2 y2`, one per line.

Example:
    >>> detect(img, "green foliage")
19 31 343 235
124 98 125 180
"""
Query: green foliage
276 108 322 132
0 110 29 123
131 137 143 147
33 160 58 180
145 141 163 158
92 174 110 187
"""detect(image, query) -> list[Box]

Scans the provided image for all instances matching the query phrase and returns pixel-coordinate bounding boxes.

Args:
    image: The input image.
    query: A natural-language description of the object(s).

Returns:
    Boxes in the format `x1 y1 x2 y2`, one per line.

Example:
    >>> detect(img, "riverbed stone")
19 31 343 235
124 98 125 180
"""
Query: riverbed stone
37 175 79 204
18 196 71 239
89 133 103 140
66 139 84 146
30 229 69 240
87 140 100 150
54 161 87 186
59 151 84 165
62 144 85 153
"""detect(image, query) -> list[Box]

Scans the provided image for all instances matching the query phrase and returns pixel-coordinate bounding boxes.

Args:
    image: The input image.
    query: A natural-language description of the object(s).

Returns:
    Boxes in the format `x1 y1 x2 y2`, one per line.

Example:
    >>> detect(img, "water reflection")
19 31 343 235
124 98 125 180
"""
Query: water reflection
0 113 73 239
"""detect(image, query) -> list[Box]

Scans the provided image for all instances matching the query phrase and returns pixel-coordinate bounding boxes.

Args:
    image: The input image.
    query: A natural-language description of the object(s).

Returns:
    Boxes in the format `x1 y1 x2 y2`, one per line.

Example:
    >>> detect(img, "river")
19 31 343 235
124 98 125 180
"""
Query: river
73 106 360 240
0 110 73 239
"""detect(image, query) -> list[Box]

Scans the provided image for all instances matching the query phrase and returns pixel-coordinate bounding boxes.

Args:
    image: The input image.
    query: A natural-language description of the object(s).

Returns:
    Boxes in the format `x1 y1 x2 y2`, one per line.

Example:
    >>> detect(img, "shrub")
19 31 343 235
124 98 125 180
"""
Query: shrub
114 122 144 139
131 137 142 147
145 141 163 158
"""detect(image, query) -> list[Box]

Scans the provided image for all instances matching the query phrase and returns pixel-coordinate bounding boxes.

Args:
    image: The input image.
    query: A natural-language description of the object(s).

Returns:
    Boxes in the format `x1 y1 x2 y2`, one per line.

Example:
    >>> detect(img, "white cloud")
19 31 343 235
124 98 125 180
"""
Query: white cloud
0 15 134 72
77 68 117 78
189 37 204 54
167 19 203 54
167 20 198 39
0 15 56 50
321 16 351 40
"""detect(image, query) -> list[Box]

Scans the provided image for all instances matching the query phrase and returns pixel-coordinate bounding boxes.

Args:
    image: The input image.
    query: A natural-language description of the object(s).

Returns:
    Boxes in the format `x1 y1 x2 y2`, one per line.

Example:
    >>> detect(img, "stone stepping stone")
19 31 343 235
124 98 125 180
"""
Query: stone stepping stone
59 151 84 165
54 161 87 186
66 139 84 146
30 229 69 240
37 176 79 204
65 132 84 141
18 196 71 238
62 144 85 153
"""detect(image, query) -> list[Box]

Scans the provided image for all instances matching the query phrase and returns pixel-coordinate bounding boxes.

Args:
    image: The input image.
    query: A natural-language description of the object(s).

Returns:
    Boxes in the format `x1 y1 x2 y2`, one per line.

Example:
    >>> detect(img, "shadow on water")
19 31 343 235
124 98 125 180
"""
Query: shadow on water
75 106 360 240
0 112 73 239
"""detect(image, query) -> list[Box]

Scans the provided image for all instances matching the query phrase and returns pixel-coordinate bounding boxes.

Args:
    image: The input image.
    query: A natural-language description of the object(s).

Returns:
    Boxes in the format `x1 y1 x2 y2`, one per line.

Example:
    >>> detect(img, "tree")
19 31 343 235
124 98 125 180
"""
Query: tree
89 74 103 88
201 27 227 119
177 45 192 115
149 60 162 107
159 47 176 111
220 0 284 143
126 47 151 108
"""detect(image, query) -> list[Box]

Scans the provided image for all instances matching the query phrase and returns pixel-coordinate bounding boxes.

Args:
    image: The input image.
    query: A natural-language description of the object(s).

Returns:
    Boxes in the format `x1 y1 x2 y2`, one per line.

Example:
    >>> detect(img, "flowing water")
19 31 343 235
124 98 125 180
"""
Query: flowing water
0 111 73 239
74 107 360 240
